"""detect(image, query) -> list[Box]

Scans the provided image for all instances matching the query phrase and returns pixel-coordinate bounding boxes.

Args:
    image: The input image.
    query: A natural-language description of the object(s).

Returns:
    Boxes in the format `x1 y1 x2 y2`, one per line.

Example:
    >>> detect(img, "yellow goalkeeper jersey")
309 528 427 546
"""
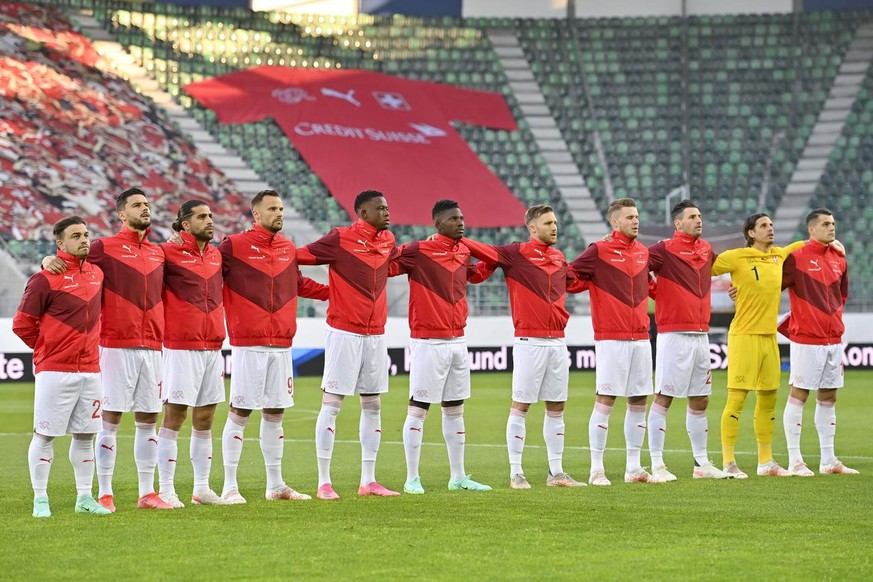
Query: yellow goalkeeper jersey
712 241 805 335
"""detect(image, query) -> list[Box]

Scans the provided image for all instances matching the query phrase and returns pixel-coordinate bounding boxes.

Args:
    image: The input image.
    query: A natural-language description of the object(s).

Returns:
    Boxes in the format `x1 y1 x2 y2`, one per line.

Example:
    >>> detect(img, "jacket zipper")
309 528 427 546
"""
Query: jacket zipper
139 237 147 348
78 262 84 372
200 245 208 342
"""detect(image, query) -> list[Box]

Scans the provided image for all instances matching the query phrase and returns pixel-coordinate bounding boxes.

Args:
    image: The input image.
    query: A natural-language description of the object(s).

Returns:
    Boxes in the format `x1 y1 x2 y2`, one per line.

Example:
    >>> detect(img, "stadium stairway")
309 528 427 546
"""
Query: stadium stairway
63 8 329 254
488 29 608 245
777 21 873 244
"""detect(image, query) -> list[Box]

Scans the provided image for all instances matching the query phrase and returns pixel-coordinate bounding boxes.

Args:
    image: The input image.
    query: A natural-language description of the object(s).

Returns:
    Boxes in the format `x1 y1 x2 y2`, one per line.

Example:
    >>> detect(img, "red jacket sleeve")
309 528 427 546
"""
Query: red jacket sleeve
570 244 599 279
298 270 329 301
297 229 340 265
648 242 665 273
782 254 797 291
567 269 589 294
841 265 849 304
390 242 417 276
461 237 505 266
12 273 51 349
87 238 105 269
466 260 494 284
218 237 233 279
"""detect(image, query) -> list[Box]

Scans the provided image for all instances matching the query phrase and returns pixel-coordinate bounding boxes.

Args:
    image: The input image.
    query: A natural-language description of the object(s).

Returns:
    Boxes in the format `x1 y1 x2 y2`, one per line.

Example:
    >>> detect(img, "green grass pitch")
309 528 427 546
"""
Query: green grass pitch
1 371 871 580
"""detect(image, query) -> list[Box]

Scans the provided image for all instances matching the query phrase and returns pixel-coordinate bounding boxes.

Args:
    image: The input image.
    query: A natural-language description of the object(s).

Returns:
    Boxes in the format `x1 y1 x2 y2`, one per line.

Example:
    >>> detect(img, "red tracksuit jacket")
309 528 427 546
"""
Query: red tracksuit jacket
162 231 225 350
463 237 584 338
648 231 714 333
13 250 103 373
391 234 489 339
571 231 650 341
220 224 328 347
781 238 848 345
297 220 397 335
88 228 164 350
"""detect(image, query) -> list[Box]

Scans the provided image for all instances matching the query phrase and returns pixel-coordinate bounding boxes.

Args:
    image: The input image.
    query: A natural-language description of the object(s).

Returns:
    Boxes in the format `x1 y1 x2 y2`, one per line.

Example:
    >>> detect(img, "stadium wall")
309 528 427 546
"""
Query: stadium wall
164 0 249 7
463 0 792 18
805 0 873 10
250 0 358 14
244 0 795 17
2 315 873 381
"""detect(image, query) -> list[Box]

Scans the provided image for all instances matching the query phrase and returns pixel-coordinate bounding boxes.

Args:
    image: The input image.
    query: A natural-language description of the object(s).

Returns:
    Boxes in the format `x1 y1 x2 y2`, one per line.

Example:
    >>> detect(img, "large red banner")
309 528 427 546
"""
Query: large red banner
185 66 526 227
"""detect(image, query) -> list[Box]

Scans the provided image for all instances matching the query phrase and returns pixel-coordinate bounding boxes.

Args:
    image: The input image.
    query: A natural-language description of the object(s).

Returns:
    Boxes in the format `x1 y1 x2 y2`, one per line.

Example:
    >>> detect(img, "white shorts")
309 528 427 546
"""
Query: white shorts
595 340 654 397
162 349 226 407
100 347 163 413
511 338 570 404
229 346 294 410
655 333 712 398
34 371 102 437
322 326 388 396
789 342 844 390
408 338 470 404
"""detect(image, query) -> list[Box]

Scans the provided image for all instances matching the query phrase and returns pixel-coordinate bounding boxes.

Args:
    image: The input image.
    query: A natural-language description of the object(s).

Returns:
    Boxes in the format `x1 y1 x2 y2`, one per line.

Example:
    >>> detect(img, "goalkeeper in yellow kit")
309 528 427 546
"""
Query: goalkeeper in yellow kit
712 214 804 478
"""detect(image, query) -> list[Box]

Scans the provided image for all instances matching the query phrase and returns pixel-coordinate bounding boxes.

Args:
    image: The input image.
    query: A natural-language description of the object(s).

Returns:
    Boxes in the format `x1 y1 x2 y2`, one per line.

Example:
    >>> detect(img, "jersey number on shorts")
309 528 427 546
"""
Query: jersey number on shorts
91 399 102 419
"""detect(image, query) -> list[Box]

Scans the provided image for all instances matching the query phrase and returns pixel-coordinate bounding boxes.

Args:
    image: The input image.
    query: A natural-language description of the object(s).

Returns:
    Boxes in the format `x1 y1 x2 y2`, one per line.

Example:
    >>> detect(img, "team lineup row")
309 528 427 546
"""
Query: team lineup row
14 188 857 518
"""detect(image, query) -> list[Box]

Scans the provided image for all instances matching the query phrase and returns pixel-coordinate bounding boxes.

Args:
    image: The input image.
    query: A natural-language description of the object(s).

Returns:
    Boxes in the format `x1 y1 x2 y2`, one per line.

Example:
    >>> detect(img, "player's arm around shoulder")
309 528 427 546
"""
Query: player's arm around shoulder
389 241 419 277
780 240 807 258
711 247 738 277
460 236 501 266
297 268 329 301
297 228 341 266
647 240 667 273
569 241 600 279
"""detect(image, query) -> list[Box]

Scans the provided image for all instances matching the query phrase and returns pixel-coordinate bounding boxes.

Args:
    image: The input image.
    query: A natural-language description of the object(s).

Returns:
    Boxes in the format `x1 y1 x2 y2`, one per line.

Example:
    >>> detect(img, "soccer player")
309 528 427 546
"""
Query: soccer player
14 216 111 517
781 209 858 476
298 190 400 500
571 198 663 486
646 200 729 480
218 190 328 504
711 213 805 478
156 200 228 508
464 204 587 489
44 188 171 510
392 199 492 494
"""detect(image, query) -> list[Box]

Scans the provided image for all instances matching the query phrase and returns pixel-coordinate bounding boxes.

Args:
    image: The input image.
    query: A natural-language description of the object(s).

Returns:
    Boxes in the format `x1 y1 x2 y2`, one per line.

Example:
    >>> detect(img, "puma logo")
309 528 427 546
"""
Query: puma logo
321 87 361 107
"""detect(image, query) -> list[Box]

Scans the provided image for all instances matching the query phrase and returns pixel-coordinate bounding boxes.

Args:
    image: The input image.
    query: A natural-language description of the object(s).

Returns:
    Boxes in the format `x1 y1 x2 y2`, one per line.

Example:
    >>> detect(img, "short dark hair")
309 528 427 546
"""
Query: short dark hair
172 199 210 232
116 187 146 211
53 215 86 239
432 199 459 220
671 199 699 222
806 208 833 227
251 189 281 210
607 197 637 220
742 212 770 246
524 204 554 225
354 190 384 212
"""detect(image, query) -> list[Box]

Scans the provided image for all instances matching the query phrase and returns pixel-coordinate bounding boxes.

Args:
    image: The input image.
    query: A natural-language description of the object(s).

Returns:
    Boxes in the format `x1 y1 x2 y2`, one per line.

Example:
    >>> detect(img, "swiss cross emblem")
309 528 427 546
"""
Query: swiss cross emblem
373 91 411 110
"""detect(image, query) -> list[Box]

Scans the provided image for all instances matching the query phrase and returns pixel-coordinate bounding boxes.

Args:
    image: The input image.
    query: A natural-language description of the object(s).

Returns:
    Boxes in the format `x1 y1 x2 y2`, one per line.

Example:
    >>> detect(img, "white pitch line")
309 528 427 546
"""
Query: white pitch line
0 432 870 460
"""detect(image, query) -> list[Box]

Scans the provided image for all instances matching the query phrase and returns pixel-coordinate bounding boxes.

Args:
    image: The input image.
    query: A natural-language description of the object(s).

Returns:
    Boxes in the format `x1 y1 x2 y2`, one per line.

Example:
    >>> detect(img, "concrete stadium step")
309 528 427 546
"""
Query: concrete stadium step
519 103 551 116
505 69 535 82
526 116 558 128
